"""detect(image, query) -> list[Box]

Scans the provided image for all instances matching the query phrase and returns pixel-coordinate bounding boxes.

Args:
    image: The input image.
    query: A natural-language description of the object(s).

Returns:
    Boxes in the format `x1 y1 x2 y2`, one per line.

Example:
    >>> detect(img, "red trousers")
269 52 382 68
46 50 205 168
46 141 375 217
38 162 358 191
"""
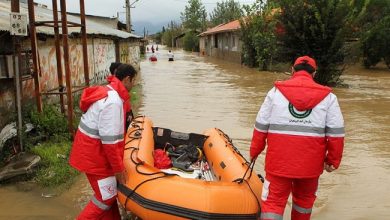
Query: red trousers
260 173 318 220
77 174 121 220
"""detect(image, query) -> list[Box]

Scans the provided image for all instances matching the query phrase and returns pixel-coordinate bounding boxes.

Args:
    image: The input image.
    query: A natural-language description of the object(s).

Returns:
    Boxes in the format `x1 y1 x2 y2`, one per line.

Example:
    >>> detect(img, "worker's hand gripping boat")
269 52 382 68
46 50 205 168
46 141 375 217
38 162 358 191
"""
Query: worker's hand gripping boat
118 116 263 220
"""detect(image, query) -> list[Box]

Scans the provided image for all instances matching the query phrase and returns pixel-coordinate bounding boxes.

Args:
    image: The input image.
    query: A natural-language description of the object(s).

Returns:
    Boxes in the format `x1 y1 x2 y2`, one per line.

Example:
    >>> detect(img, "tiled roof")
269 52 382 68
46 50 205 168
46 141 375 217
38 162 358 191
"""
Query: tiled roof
199 19 240 36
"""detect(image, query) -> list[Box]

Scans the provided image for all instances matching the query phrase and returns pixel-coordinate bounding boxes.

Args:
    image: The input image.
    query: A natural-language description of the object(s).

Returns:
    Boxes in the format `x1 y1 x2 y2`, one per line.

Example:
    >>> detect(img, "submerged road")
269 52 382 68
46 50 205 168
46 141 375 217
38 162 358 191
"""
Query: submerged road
1 46 390 219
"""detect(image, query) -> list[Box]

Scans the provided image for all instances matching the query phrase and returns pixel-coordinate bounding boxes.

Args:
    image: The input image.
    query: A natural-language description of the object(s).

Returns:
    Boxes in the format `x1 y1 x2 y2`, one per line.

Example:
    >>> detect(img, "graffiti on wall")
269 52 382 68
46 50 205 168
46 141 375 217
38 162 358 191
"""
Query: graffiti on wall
16 38 116 101
120 46 128 64
1 38 139 127
120 42 140 69
91 39 116 85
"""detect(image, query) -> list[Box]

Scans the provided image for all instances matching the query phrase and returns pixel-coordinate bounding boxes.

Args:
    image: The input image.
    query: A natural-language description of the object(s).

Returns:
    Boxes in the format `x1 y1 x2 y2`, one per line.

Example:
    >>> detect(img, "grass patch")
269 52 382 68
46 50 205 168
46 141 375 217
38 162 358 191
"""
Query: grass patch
30 139 79 189
131 84 141 106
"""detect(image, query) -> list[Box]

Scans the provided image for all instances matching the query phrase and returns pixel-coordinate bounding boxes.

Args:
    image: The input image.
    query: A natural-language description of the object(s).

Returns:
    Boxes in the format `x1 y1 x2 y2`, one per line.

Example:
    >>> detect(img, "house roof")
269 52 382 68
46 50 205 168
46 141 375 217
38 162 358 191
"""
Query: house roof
0 0 141 39
199 19 240 36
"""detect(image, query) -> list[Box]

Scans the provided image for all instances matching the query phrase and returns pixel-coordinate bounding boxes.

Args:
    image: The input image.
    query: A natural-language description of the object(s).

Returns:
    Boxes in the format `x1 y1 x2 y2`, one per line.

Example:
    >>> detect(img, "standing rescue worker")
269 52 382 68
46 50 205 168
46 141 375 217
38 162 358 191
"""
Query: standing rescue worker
250 56 344 220
109 62 134 128
69 64 137 220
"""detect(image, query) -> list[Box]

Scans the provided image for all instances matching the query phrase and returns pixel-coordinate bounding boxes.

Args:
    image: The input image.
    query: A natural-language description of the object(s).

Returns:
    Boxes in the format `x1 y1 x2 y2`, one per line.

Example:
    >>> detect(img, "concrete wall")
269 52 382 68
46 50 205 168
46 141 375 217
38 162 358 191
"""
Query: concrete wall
0 36 140 128
119 40 140 69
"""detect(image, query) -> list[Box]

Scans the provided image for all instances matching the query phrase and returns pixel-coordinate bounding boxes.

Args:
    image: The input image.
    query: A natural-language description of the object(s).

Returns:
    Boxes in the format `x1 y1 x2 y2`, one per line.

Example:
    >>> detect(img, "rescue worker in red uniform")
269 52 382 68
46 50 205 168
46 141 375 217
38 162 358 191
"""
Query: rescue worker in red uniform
69 64 137 220
109 62 121 75
250 56 344 220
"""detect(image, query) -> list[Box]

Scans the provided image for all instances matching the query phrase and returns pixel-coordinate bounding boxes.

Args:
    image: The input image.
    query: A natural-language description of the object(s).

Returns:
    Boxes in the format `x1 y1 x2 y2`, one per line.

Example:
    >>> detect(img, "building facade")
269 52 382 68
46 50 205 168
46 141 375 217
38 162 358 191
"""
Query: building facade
199 20 241 64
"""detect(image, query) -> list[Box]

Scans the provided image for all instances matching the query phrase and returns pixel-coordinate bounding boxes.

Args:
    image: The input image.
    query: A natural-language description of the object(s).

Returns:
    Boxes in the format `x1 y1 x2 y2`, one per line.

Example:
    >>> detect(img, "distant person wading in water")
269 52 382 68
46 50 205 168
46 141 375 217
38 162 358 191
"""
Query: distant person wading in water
249 56 345 220
168 50 174 61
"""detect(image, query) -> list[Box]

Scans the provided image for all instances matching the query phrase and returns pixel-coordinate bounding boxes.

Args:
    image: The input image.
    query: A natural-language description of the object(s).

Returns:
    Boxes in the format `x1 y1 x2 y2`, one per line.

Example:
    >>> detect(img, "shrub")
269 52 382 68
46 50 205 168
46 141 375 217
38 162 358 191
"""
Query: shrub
27 105 70 140
278 0 349 85
361 16 390 68
183 31 200 52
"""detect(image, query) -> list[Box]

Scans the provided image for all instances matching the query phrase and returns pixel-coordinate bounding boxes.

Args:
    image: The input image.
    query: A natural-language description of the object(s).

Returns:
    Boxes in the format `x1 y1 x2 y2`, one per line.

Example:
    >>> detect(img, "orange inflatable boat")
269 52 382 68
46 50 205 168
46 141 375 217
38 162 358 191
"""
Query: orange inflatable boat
118 116 263 220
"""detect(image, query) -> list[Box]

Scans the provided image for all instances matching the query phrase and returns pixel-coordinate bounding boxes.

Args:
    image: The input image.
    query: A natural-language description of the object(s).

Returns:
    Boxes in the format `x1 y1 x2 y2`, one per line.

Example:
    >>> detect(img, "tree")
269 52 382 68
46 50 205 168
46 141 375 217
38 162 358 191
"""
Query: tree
352 0 390 68
240 0 279 70
180 0 207 51
183 31 200 52
361 16 390 68
162 21 183 47
210 0 243 26
278 0 349 85
181 0 207 32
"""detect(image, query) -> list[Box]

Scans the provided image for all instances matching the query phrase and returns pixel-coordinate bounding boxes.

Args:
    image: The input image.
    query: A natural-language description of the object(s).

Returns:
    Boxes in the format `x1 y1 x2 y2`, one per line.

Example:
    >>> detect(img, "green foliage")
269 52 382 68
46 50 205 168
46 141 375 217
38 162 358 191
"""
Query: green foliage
348 0 390 68
130 83 141 111
354 0 390 31
361 16 390 68
30 139 79 188
183 31 200 52
240 0 278 70
161 21 183 47
153 31 163 44
278 0 349 85
210 0 243 26
27 105 70 140
181 0 207 32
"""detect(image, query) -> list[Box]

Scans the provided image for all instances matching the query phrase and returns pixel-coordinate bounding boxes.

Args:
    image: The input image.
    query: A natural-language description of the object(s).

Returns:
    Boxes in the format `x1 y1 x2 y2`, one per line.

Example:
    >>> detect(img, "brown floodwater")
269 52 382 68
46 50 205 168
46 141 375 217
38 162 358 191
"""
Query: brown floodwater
1 46 389 219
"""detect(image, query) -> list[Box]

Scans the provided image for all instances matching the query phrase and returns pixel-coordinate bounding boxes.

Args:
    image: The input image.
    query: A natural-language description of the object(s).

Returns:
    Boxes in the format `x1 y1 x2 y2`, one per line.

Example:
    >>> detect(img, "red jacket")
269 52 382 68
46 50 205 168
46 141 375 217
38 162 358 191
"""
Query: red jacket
69 76 130 176
250 71 344 178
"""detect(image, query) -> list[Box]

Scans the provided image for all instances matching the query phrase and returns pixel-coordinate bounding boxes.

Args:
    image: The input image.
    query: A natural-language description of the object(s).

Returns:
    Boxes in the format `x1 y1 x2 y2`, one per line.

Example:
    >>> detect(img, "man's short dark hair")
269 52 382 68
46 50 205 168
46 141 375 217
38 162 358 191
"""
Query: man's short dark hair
293 63 316 74
115 64 137 81
109 62 122 74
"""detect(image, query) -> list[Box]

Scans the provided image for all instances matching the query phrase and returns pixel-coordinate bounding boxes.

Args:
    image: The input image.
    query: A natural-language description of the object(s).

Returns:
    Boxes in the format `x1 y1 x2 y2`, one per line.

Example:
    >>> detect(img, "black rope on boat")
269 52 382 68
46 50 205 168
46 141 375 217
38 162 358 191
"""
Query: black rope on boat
129 147 143 166
123 147 177 209
124 146 138 151
233 156 257 184
123 174 176 209
215 128 250 165
129 116 146 128
247 157 256 180
128 145 177 178
243 179 261 218
125 128 143 145
121 115 182 210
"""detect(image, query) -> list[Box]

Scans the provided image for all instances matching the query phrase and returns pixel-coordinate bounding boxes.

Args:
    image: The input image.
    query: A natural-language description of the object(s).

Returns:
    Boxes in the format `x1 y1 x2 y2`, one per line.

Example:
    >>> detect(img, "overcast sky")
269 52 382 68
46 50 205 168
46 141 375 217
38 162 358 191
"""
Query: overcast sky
33 0 256 23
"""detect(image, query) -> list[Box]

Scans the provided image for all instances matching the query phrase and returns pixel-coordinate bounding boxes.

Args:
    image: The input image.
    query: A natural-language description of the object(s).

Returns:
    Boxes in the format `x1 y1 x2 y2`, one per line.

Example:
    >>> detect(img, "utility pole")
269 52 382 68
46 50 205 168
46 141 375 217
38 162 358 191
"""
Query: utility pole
11 0 24 152
125 0 130 32
125 0 139 33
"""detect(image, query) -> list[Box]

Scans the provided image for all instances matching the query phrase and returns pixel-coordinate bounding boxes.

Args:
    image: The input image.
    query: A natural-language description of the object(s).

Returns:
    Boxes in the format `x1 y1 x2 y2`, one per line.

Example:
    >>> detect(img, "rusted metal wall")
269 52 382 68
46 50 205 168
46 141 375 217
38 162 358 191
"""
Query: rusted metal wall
0 37 140 128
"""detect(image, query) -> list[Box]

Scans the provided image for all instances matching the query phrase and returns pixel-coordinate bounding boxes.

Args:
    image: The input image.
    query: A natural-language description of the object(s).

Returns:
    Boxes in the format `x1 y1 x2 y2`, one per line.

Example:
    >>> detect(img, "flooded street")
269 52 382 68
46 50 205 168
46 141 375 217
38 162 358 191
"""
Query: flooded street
1 46 390 219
